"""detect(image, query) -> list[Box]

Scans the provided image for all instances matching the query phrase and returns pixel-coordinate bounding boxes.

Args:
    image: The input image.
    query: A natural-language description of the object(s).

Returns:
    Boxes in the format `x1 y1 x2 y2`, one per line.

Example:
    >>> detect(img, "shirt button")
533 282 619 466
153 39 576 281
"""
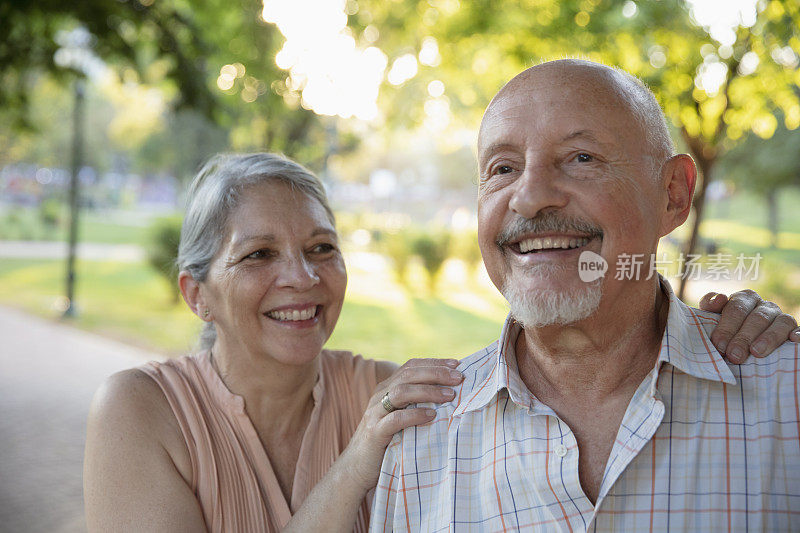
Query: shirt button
554 444 568 458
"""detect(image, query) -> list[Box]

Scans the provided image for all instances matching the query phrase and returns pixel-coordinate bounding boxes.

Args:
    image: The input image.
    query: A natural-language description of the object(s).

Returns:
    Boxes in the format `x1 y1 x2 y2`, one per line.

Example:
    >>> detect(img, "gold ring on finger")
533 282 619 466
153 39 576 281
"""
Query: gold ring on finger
381 392 396 413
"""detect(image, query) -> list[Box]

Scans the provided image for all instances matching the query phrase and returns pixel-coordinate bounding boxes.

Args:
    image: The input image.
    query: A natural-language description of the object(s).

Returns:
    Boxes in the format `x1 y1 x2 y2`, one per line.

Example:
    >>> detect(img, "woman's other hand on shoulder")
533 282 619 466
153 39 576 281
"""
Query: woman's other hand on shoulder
341 357 463 490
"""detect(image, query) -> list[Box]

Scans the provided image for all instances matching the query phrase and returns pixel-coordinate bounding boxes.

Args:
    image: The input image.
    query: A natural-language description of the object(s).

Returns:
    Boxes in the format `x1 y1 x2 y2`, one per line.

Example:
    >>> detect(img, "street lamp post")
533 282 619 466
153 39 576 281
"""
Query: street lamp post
63 78 85 317
54 27 102 317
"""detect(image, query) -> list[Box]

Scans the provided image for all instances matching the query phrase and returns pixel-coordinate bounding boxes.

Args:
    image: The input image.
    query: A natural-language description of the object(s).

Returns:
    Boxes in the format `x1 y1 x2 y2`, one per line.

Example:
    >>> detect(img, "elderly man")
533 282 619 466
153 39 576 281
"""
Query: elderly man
370 59 800 531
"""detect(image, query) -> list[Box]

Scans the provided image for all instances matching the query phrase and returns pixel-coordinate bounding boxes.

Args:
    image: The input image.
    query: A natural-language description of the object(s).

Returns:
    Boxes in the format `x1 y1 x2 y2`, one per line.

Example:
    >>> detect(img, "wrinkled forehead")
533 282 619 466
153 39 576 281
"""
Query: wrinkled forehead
223 180 335 238
478 64 644 153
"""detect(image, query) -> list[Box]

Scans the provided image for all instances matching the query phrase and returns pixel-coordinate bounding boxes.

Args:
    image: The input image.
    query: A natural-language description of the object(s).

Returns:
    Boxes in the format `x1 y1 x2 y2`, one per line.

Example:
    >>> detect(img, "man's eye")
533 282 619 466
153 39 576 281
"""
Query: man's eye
576 153 594 163
496 165 514 175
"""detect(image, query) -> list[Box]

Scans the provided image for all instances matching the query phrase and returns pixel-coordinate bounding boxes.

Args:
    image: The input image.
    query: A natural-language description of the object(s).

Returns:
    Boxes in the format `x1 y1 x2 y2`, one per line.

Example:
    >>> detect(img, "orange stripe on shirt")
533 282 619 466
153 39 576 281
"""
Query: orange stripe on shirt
544 417 573 532
492 397 508 532
382 462 398 532
688 307 724 380
399 434 411 532
722 381 731 532
795 343 800 455
650 438 656 533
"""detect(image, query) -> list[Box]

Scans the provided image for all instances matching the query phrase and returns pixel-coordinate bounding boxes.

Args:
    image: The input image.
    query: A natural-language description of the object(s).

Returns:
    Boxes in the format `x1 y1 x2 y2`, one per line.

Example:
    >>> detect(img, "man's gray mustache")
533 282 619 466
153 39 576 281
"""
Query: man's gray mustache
496 213 604 247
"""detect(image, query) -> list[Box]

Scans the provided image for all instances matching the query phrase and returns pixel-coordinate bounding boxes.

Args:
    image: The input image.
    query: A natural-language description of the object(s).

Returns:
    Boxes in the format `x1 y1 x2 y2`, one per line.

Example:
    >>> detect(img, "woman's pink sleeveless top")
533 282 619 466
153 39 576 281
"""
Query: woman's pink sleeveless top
139 350 379 532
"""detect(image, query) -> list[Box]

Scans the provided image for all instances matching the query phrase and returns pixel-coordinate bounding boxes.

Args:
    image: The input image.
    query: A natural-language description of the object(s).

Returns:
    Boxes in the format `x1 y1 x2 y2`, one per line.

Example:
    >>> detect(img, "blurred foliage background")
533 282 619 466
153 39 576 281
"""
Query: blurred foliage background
1 0 799 362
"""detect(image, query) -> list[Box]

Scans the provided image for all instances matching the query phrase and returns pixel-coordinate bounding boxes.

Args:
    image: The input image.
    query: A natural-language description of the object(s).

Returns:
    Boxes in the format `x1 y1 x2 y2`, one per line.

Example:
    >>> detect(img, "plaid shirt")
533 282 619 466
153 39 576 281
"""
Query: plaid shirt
371 281 800 532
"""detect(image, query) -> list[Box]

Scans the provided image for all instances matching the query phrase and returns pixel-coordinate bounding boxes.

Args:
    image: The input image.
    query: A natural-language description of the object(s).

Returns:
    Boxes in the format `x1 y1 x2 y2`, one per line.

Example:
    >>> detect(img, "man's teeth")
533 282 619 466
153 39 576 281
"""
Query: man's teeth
518 237 590 253
267 306 317 321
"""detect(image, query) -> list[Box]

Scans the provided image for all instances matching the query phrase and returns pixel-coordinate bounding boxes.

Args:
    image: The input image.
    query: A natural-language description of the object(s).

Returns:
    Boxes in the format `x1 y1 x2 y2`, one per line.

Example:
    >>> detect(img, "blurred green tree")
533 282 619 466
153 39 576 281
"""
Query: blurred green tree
382 229 415 286
135 109 228 182
412 228 452 294
717 122 800 246
0 0 329 165
146 215 183 303
353 0 800 296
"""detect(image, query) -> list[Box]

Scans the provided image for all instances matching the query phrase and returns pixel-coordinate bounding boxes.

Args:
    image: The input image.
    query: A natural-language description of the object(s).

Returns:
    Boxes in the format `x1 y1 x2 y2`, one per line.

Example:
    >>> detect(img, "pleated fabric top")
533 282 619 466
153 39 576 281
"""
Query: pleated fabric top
139 349 379 532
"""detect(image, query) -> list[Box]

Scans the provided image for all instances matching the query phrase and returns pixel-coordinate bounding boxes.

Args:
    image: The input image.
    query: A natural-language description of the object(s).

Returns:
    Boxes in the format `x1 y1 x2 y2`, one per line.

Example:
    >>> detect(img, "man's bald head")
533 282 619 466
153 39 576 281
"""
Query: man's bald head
480 59 675 175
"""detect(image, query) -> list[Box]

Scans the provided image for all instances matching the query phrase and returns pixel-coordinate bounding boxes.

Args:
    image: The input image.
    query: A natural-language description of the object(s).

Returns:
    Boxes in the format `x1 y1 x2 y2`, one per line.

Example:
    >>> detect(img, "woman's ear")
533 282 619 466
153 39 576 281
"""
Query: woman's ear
658 153 697 237
179 271 211 321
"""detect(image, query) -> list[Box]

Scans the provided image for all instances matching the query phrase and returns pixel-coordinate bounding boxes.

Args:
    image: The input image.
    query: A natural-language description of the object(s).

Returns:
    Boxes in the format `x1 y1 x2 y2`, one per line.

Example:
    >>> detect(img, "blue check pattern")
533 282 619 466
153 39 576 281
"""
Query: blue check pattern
371 281 800 532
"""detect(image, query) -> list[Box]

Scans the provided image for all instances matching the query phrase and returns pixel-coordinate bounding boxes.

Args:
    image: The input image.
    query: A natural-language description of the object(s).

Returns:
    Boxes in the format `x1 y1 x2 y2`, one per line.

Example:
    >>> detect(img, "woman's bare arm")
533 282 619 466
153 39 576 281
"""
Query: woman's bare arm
283 358 462 532
84 369 207 532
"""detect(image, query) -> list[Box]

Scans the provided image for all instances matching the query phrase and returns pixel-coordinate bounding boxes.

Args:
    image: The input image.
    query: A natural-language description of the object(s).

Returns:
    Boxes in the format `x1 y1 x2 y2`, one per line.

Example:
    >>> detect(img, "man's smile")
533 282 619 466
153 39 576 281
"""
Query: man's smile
516 235 591 253
504 230 603 266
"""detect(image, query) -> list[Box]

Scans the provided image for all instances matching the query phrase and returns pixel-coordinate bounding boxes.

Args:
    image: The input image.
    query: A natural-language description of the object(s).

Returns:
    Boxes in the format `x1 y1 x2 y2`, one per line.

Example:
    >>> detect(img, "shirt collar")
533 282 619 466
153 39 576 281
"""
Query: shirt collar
654 277 736 387
451 316 527 417
452 277 735 417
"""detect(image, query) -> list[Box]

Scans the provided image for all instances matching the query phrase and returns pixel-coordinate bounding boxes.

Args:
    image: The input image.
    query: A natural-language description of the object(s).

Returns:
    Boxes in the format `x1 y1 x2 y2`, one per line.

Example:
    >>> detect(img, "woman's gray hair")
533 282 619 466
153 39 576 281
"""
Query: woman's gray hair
177 152 335 350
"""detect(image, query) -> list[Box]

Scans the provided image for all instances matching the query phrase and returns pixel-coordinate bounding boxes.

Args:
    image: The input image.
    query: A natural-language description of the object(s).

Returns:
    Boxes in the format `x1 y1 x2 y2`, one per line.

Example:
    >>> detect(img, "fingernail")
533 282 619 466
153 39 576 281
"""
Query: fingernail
792 329 800 341
729 346 744 363
717 339 728 353
425 409 437 417
450 370 463 380
445 359 460 367
752 340 767 356
441 388 455 398
711 293 722 303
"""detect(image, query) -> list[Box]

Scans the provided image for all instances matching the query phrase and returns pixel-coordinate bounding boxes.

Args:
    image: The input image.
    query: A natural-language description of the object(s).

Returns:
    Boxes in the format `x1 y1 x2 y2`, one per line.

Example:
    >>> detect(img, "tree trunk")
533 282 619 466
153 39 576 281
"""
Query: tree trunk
766 188 779 248
677 131 717 301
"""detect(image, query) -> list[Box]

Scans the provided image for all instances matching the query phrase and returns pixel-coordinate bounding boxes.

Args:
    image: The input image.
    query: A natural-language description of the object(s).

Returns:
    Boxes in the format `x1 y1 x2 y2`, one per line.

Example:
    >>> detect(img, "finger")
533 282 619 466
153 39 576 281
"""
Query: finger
750 313 800 357
389 365 463 389
724 301 781 364
377 406 438 436
400 357 460 369
698 292 727 313
792 327 800 343
709 289 760 355
384 384 456 410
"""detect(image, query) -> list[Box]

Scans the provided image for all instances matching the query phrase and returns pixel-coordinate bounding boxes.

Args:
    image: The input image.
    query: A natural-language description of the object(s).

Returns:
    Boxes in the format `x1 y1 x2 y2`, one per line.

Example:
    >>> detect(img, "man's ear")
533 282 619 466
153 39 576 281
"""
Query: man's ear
179 271 211 321
658 154 697 237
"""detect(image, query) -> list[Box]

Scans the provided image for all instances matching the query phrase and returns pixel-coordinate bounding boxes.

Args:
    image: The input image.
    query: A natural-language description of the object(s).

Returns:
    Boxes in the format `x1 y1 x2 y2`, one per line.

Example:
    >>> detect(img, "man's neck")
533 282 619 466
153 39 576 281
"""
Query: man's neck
516 279 669 404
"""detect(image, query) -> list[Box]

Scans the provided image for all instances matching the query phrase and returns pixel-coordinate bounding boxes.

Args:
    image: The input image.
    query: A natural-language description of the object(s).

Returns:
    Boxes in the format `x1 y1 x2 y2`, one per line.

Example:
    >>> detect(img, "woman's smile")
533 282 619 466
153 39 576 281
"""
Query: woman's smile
264 303 321 327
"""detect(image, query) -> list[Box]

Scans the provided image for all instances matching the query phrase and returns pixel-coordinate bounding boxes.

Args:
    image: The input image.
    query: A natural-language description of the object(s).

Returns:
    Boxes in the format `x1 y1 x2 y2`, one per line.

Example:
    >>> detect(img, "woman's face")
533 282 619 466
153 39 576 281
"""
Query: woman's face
201 180 346 366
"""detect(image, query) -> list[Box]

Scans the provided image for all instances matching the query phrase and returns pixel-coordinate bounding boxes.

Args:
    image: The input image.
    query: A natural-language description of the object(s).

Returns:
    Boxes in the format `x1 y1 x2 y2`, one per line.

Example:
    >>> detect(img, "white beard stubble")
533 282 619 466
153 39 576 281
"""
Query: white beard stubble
502 263 603 327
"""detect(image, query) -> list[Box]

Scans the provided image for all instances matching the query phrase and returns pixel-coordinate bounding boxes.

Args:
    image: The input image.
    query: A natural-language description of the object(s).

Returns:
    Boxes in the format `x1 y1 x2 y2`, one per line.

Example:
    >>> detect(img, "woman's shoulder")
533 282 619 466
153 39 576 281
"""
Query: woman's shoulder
94 352 204 419
91 367 169 423
85 367 201 530
320 350 397 384
88 366 192 480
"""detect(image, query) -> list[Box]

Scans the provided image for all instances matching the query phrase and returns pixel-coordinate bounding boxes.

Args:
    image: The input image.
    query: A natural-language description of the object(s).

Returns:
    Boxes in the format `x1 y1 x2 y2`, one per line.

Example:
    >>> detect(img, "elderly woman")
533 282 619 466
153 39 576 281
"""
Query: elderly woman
84 153 798 532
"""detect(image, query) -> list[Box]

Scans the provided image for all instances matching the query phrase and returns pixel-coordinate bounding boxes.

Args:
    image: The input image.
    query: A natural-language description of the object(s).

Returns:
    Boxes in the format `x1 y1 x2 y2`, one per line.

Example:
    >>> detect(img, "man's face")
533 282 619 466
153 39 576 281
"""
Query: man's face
477 67 665 327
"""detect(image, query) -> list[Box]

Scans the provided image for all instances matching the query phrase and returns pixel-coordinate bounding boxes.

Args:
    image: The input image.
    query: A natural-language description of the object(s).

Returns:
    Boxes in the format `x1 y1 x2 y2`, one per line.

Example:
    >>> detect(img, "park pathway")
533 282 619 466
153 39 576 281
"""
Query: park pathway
0 241 144 262
0 305 163 533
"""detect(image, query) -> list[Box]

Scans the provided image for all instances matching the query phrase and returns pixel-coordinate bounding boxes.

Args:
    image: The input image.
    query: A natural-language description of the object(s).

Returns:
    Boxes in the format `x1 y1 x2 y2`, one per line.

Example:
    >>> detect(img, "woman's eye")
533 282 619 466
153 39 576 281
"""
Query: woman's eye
245 249 271 260
312 243 336 254
576 153 594 163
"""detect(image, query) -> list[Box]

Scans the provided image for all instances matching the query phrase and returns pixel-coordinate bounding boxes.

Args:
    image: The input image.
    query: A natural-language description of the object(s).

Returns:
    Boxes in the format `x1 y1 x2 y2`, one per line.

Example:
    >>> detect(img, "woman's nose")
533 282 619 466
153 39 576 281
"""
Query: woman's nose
275 254 320 290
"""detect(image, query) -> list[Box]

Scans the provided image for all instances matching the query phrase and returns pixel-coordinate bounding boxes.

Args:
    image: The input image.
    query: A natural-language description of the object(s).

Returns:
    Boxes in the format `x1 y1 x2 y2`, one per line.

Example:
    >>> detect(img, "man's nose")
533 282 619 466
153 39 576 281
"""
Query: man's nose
275 254 320 290
508 163 569 219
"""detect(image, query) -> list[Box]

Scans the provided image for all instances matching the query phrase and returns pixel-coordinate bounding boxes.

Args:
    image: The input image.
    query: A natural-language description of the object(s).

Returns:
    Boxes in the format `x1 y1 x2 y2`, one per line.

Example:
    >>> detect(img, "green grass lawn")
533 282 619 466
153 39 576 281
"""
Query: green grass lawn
0 206 161 245
0 256 506 363
2 187 799 361
704 187 800 233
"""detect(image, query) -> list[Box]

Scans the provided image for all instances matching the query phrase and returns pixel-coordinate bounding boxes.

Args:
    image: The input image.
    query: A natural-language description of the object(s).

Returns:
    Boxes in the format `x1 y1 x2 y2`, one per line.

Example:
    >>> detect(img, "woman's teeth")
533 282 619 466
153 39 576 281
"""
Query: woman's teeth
267 306 317 321
518 236 590 253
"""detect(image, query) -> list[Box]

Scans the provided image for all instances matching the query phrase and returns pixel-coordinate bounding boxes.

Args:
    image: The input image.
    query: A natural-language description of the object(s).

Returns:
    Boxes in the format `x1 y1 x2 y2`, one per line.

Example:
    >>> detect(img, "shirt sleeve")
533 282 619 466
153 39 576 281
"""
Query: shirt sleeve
369 434 402 532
